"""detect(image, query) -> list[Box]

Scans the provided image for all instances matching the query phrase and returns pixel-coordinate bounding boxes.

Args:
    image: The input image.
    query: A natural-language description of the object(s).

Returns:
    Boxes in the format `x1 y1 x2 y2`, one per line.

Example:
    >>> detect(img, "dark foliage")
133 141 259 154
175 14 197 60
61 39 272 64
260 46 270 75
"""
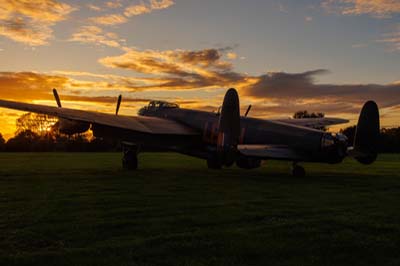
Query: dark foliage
4 130 119 152
293 110 325 119
0 133 5 151
340 126 400 153
293 110 326 131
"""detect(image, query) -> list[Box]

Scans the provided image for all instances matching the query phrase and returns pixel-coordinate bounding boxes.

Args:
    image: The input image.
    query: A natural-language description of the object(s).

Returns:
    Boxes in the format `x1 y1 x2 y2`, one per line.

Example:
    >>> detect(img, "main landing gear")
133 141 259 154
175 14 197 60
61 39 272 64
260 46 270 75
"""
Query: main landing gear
207 157 222 169
122 143 139 170
292 162 306 177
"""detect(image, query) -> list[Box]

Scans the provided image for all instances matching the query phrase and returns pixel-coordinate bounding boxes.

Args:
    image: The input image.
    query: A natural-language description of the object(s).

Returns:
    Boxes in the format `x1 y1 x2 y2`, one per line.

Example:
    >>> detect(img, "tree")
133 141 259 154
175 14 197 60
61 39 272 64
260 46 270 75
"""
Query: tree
293 110 326 131
293 110 325 119
5 130 40 152
16 113 58 137
0 133 5 151
340 126 356 146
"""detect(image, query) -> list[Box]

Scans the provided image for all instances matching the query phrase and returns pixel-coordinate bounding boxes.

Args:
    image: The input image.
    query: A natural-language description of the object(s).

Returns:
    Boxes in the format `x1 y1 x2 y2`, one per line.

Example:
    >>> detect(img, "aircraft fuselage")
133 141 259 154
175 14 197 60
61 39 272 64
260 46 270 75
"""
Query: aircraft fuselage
136 106 347 164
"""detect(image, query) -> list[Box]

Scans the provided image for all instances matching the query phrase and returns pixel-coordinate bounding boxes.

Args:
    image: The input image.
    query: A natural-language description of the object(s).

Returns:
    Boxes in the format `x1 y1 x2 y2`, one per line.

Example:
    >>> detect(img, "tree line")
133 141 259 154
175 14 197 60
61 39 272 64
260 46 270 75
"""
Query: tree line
0 112 399 153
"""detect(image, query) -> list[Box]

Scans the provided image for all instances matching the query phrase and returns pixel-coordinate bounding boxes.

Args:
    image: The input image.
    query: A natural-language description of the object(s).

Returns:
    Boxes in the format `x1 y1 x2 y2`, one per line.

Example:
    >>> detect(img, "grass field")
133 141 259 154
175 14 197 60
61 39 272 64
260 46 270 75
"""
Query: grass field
0 153 399 266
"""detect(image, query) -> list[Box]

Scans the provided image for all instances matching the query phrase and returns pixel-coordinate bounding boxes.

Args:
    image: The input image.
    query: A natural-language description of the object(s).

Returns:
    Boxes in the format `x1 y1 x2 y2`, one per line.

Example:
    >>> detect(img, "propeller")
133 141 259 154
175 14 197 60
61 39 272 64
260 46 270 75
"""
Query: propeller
244 105 252 117
116 95 122 115
53 88 62 108
216 88 240 166
348 101 380 164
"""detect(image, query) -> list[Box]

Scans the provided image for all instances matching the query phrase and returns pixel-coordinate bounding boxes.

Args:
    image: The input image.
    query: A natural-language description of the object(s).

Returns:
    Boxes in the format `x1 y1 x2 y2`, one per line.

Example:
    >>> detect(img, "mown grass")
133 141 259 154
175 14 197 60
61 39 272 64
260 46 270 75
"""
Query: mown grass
0 153 399 266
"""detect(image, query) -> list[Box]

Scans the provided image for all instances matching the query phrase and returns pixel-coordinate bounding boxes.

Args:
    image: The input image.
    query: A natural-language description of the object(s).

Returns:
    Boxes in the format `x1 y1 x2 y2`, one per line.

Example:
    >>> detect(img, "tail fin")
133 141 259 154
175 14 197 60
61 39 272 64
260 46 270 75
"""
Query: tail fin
350 101 380 165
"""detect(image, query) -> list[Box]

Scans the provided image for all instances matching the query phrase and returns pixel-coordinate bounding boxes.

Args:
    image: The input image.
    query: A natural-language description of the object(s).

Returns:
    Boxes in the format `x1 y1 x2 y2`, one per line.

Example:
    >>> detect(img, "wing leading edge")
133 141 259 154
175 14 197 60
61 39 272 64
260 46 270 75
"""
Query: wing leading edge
0 99 198 135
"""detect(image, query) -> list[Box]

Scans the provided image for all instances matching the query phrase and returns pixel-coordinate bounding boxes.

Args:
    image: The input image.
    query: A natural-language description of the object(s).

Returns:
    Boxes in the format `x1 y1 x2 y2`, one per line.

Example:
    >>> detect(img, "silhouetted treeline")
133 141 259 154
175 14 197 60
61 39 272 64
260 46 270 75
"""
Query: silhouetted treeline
0 130 119 152
293 110 325 119
340 126 400 153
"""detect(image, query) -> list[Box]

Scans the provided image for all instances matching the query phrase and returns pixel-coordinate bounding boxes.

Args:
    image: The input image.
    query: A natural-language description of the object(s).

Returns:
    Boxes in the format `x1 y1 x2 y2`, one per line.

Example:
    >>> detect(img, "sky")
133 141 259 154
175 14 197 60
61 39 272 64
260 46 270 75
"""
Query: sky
0 0 399 139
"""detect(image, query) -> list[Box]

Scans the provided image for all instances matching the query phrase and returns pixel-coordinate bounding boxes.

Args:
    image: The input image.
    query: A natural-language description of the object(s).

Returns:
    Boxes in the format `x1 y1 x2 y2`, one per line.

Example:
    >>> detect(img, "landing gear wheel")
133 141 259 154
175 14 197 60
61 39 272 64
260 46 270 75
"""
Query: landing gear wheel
122 144 139 170
292 164 306 177
207 158 222 169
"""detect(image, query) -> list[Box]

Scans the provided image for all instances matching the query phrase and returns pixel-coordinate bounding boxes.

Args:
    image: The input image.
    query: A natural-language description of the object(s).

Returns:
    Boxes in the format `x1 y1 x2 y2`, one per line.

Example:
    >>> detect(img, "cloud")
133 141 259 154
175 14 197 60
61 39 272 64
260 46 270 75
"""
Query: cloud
98 47 400 113
322 0 400 18
87 4 102 12
377 25 400 51
227 52 238 60
0 72 69 100
243 69 400 110
98 47 251 91
0 0 75 45
106 1 123 9
89 13 127 25
150 0 175 10
84 0 175 33
124 0 174 17
70 26 123 48
124 3 151 17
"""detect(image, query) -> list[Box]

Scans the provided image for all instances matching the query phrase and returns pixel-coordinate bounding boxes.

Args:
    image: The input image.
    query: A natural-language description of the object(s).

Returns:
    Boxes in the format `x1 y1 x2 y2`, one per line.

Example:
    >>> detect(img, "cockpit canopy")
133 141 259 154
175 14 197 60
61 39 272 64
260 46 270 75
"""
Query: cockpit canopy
147 101 179 109
138 100 179 115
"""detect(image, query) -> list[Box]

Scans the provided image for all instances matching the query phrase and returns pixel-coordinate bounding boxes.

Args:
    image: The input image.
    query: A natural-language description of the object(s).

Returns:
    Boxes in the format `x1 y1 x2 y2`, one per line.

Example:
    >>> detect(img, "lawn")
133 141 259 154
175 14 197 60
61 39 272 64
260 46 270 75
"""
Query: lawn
0 153 399 266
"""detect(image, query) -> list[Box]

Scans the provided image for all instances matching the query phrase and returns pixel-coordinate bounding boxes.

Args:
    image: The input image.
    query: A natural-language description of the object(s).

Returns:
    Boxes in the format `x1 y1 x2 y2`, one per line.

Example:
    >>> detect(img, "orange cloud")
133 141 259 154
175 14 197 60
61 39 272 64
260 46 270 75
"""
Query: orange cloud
0 0 75 45
70 26 123 48
87 4 102 12
124 3 151 17
0 72 69 100
98 47 251 91
150 0 175 10
106 1 123 9
89 13 127 25
322 0 400 18
124 0 174 17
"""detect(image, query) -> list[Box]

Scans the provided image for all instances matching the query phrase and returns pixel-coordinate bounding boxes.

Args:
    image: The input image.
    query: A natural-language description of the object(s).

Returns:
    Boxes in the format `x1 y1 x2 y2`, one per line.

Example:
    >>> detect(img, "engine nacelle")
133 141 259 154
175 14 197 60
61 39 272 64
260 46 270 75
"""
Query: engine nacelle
236 157 262 169
56 118 90 135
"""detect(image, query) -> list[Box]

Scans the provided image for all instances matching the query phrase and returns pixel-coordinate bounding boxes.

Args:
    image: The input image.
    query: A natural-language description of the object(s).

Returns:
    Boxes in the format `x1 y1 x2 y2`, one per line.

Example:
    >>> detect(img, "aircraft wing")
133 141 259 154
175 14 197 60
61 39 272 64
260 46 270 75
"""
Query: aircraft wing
274 117 349 129
238 145 308 161
0 99 198 135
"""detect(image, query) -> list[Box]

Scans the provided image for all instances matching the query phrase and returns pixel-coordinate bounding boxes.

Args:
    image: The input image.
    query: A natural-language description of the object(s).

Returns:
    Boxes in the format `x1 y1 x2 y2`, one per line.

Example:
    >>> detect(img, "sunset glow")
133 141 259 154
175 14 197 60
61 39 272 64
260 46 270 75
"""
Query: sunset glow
0 0 399 139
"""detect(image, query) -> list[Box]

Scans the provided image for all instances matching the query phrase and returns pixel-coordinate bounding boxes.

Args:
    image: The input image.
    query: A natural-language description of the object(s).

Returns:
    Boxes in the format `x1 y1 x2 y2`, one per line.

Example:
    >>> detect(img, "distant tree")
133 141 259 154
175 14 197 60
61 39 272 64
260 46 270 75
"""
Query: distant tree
16 113 58 137
293 110 325 119
6 130 40 152
0 133 5 151
340 125 356 146
340 126 400 153
293 110 326 131
380 127 400 153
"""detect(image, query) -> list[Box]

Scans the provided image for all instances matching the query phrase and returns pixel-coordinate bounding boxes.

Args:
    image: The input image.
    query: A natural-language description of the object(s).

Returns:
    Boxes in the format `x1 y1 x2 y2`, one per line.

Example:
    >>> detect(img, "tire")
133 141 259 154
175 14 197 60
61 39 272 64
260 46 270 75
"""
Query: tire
292 165 306 177
122 151 138 170
207 158 222 169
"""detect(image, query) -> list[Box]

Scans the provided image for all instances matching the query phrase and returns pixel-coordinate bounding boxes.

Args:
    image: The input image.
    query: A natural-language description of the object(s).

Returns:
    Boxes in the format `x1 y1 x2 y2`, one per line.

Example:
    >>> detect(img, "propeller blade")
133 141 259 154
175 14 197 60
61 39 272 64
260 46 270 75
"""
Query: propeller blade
217 88 240 166
53 88 62 108
348 100 380 165
244 105 252 117
116 95 122 115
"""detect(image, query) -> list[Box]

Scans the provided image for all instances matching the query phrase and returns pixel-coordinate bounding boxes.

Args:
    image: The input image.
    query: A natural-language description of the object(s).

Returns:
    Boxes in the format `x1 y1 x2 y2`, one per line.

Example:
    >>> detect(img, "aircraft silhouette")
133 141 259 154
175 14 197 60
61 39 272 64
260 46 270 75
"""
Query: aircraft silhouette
0 88 379 176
